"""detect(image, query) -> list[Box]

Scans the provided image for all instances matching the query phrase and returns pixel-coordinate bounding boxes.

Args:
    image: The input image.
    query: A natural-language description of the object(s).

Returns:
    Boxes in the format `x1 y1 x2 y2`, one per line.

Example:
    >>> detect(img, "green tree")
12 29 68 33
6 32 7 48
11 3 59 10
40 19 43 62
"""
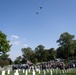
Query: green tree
73 40 76 59
42 49 49 61
57 32 75 59
21 47 34 61
29 52 37 64
48 48 56 60
35 45 45 62
0 31 11 66
0 31 11 54
21 58 27 64
56 47 65 58
7 58 13 65
14 56 22 64
32 58 38 64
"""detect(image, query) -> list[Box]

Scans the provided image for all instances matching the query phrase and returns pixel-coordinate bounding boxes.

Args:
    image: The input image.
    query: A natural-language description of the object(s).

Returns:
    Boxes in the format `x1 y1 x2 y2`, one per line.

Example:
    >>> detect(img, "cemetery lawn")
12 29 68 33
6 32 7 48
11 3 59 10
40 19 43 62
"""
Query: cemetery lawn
0 69 76 75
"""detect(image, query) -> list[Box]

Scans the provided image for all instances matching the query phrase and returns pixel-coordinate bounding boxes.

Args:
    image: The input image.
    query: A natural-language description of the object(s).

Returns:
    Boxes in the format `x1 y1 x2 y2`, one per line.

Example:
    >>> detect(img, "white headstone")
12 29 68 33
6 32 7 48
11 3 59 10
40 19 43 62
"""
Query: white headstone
14 70 19 75
2 71 5 75
23 69 25 73
25 70 28 75
14 72 19 75
62 70 64 74
16 70 18 73
7 70 10 74
39 69 40 74
32 70 35 75
43 70 46 75
50 69 52 75
36 69 39 72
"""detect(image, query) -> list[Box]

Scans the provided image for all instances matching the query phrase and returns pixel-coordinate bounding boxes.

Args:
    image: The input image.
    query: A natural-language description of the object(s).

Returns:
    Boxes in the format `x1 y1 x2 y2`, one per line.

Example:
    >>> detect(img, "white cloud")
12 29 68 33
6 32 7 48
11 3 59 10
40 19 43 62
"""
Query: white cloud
23 39 26 41
13 41 21 45
11 35 19 39
23 44 28 47
10 35 28 47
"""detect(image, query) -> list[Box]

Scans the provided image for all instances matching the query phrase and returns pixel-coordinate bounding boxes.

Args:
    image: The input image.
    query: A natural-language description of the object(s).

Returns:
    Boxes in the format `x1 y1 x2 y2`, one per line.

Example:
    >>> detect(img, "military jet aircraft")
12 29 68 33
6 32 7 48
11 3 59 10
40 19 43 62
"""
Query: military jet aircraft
40 7 43 9
36 12 39 14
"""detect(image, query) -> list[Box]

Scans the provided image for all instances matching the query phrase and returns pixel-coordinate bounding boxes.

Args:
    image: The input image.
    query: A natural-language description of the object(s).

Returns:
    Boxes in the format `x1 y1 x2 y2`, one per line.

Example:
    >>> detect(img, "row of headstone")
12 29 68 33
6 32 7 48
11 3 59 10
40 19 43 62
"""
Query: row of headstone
2 70 10 75
1 69 52 75
52 68 71 75
1 68 71 75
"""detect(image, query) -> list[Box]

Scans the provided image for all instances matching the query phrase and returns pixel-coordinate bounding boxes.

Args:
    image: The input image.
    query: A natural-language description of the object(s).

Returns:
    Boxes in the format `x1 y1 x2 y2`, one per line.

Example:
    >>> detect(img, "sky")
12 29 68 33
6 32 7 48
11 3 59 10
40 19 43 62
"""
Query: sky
0 0 76 61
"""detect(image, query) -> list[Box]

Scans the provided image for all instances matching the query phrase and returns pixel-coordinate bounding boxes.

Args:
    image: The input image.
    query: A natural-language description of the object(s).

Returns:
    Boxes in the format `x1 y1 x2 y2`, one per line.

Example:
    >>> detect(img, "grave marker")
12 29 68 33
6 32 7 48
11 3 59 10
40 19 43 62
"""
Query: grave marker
7 70 10 74
50 69 52 75
23 69 25 73
43 70 46 75
32 70 35 75
2 70 5 75
25 70 28 75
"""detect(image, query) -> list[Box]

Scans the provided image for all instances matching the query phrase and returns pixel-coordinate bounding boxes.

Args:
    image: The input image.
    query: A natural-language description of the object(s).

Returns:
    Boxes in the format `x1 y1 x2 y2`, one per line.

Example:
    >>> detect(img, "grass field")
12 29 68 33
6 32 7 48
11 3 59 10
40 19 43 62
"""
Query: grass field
0 69 76 75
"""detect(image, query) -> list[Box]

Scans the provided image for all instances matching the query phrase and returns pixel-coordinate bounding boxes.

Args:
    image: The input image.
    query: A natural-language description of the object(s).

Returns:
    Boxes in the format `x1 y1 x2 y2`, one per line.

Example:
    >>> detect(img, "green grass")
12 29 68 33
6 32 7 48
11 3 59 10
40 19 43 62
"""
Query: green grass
52 69 76 75
0 69 76 75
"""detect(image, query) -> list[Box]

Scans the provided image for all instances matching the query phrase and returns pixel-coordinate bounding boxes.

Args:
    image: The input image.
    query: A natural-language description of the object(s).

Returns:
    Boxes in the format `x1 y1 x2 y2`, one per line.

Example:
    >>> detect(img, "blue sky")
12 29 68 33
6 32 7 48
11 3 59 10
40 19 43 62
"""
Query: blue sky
0 0 76 61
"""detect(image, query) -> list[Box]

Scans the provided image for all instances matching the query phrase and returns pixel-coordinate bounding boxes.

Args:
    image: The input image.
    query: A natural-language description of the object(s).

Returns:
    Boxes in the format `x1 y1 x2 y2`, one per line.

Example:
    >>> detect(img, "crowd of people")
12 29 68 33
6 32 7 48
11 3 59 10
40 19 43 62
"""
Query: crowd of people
12 60 76 71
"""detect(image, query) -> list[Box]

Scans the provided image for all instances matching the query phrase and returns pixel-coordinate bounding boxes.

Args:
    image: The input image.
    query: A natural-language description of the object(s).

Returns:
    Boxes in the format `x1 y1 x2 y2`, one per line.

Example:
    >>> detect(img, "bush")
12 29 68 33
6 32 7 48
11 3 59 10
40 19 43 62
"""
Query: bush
0 59 9 66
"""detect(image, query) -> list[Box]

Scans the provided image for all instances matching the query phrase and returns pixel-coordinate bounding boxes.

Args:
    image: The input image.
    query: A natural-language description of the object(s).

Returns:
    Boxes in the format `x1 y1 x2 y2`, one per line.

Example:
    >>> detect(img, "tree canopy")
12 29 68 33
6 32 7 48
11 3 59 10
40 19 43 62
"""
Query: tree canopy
56 32 76 59
0 31 11 65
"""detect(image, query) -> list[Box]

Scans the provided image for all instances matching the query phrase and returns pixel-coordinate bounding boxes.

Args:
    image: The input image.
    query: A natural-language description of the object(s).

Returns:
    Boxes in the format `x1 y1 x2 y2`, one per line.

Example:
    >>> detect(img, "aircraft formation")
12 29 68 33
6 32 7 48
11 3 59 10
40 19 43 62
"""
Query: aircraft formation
36 6 43 15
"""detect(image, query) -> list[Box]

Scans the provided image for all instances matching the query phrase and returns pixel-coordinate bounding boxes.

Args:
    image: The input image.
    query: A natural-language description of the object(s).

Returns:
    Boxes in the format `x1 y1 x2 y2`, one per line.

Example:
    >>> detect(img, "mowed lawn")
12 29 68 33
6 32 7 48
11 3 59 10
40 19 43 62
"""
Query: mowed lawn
0 69 76 75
